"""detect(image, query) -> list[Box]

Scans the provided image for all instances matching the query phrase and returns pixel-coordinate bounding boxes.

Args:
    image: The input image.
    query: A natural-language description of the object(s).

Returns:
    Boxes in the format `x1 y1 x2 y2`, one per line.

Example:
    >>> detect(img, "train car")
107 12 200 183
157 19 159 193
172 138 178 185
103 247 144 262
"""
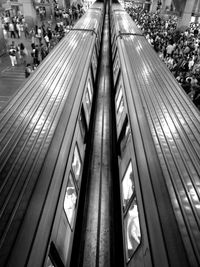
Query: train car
0 2 104 267
111 3 200 267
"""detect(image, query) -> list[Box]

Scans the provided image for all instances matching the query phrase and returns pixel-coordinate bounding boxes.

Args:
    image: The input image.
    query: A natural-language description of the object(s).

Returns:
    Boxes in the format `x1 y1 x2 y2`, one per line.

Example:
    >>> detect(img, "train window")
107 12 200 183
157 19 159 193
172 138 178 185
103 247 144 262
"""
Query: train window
124 199 141 261
79 106 87 142
112 47 117 64
72 145 82 183
85 90 91 112
88 80 93 102
64 173 77 228
118 98 124 114
46 256 55 267
46 242 65 267
117 99 124 124
119 117 131 155
116 86 122 111
113 58 119 79
122 162 135 210
92 51 97 76
112 42 116 58
116 87 124 123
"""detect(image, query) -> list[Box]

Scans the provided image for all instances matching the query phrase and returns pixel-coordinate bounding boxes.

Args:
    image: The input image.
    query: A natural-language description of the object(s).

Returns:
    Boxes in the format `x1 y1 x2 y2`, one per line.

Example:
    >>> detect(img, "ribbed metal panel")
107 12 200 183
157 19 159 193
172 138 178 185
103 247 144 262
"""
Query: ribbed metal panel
0 4 103 266
112 5 200 267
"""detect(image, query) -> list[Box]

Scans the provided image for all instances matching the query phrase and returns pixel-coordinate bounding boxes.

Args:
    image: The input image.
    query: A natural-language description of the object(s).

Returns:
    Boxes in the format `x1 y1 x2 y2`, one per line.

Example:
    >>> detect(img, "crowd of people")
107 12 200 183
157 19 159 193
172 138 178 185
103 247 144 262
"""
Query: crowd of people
1 1 86 78
126 6 200 110
2 3 200 109
1 12 29 40
53 2 85 22
8 41 28 67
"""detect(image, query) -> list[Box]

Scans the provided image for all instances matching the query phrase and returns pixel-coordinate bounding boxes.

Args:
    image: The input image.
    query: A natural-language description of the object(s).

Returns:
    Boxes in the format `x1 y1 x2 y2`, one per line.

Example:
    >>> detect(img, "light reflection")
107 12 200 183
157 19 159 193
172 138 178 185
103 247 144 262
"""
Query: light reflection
142 66 149 77
196 204 200 209
126 200 141 260
72 145 81 182
135 44 141 53
46 256 54 267
64 173 77 226
189 188 199 202
165 114 177 134
68 38 78 49
122 162 134 209
116 87 123 111
123 20 131 33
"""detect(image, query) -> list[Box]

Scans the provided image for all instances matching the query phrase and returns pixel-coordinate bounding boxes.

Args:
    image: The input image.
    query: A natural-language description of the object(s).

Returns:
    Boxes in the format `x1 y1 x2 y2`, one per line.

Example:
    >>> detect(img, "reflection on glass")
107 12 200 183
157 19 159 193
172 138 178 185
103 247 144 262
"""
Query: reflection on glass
72 145 81 182
93 54 97 72
114 60 118 76
46 256 54 267
125 200 141 261
88 80 92 101
116 87 124 123
118 98 124 114
64 174 77 226
116 87 123 111
85 90 91 111
122 162 134 209
120 121 131 153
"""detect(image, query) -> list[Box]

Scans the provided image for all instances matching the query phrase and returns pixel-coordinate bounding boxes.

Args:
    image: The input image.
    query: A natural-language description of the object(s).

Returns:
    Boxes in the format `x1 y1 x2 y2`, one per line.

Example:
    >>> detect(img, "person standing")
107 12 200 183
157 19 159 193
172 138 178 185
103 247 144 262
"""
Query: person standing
20 43 28 65
9 41 17 67
15 22 21 38
9 21 15 38
44 34 50 49
24 23 29 39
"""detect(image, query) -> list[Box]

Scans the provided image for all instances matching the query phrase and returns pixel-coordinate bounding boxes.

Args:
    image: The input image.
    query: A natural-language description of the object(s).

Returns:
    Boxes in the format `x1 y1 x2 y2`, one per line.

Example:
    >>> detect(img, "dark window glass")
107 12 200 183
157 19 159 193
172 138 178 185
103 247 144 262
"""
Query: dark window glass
79 106 87 141
119 118 131 155
47 242 64 267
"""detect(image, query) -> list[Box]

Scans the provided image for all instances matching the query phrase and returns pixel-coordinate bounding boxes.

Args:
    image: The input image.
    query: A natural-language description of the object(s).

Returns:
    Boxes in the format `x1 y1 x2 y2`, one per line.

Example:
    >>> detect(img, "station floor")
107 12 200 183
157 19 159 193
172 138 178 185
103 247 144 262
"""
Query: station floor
0 36 32 111
0 17 79 112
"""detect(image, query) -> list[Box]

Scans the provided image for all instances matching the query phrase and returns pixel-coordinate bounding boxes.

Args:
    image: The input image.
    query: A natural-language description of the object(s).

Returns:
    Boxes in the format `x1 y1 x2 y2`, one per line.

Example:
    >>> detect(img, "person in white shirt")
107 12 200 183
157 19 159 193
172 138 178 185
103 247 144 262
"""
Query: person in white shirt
166 42 176 56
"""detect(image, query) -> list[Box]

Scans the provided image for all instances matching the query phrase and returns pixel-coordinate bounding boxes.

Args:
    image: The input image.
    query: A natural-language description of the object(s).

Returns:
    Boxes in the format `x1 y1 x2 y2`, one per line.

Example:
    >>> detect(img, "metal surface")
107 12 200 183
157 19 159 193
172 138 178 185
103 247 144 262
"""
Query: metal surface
124 35 200 266
112 4 200 267
0 4 103 266
112 4 141 35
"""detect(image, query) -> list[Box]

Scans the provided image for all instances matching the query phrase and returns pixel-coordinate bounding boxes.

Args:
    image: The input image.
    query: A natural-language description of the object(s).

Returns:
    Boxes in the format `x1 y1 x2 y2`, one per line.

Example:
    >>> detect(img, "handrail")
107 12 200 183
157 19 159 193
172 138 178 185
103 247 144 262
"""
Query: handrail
116 31 144 39
70 28 97 36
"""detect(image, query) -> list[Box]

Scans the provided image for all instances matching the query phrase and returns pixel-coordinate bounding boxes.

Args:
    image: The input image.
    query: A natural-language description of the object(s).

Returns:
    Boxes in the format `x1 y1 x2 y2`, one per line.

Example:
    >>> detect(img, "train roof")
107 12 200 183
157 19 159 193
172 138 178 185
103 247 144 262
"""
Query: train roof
112 4 141 36
114 9 200 265
74 2 104 33
0 5 103 264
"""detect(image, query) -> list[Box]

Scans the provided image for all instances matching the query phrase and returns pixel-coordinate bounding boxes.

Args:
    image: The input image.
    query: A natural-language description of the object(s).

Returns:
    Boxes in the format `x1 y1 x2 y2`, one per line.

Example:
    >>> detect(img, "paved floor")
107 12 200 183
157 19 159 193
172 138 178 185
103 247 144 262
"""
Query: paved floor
0 15 80 112
0 37 32 111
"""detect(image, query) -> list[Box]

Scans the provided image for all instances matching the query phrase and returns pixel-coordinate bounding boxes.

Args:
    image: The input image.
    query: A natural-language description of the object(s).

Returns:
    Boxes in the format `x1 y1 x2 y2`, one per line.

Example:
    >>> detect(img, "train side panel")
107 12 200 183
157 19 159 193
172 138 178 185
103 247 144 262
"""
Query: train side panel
0 3 104 267
111 3 199 267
